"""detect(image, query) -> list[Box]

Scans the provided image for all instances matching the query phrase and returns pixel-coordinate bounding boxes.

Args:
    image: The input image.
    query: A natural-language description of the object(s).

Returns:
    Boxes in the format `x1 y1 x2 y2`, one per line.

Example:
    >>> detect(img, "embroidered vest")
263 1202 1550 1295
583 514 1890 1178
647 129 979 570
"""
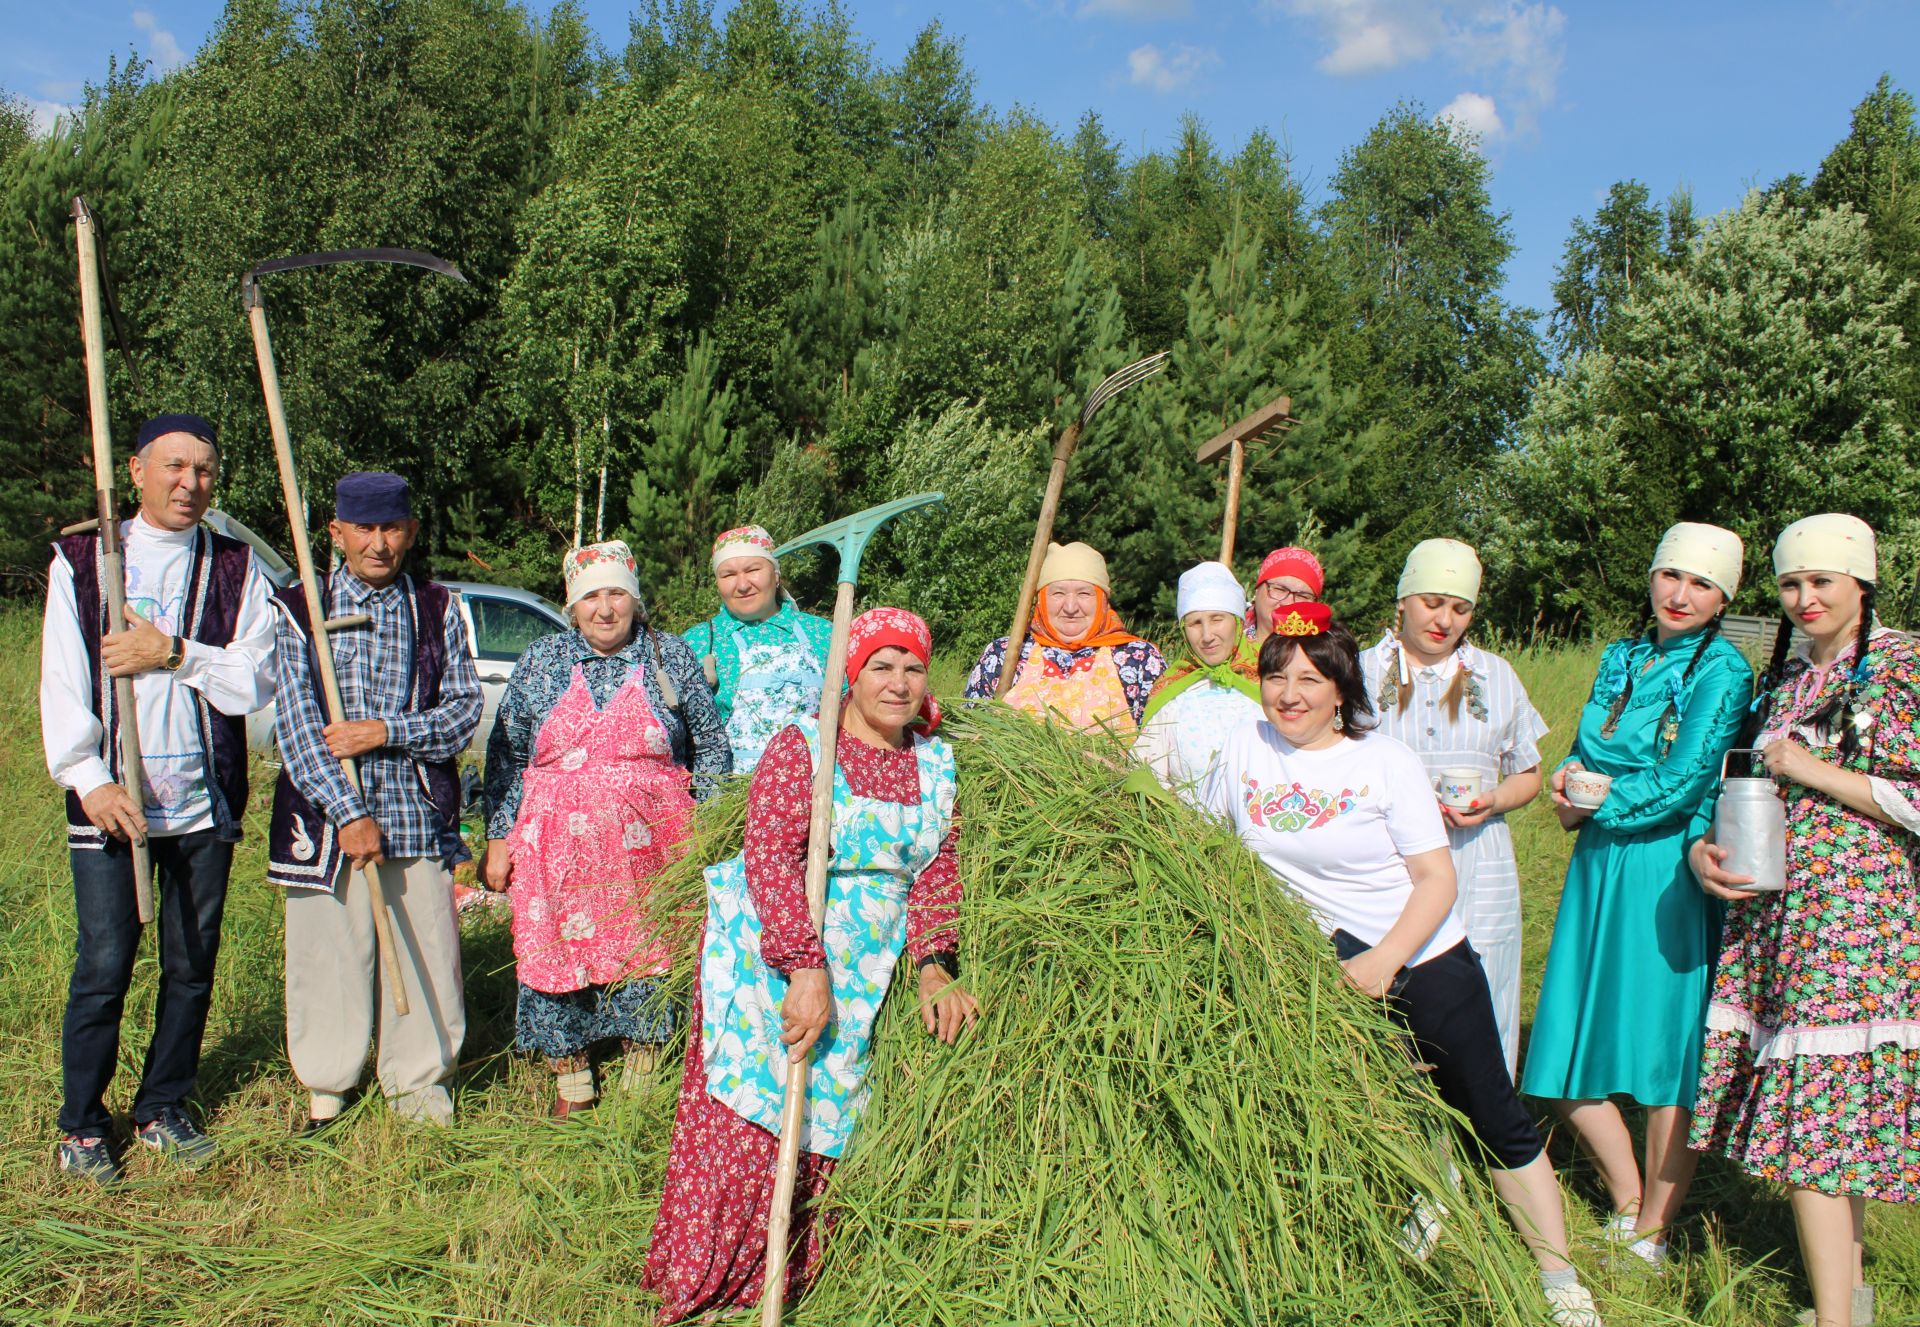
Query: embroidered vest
56 524 253 849
265 575 462 891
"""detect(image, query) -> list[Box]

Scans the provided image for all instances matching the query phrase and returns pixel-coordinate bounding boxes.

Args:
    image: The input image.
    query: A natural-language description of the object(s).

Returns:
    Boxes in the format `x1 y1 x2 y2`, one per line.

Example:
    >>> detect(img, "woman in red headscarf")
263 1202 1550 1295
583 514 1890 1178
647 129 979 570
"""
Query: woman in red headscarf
643 607 980 1323
963 540 1166 734
1248 546 1325 645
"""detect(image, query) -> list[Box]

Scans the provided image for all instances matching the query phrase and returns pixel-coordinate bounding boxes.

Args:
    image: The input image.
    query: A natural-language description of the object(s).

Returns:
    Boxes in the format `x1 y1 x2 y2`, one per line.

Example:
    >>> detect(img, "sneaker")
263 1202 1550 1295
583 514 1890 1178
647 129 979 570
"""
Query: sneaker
391 1084 454 1127
1794 1285 1874 1327
1599 1211 1638 1243
135 1107 215 1171
1608 1235 1670 1276
57 1134 122 1184
1397 1194 1448 1262
1544 1281 1604 1327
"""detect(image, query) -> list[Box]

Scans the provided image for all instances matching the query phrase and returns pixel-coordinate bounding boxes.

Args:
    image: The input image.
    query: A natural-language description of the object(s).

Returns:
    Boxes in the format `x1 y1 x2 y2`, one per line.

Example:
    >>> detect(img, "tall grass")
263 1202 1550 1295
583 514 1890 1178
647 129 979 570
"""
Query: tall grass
0 611 1912 1324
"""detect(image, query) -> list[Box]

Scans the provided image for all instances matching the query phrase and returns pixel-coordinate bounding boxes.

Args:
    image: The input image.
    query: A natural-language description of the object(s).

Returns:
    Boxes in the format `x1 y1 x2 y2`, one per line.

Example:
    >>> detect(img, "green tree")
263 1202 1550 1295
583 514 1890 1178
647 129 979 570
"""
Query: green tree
0 89 32 161
625 334 743 586
1479 194 1915 627
772 198 887 438
1550 180 1667 357
884 22 980 208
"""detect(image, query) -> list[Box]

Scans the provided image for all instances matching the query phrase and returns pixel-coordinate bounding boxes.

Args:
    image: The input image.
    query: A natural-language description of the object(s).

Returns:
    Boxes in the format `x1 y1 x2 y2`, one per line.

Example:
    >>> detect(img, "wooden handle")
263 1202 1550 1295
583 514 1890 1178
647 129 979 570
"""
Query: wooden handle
74 199 153 925
1218 438 1245 566
246 299 410 1017
759 578 857 1326
995 422 1080 698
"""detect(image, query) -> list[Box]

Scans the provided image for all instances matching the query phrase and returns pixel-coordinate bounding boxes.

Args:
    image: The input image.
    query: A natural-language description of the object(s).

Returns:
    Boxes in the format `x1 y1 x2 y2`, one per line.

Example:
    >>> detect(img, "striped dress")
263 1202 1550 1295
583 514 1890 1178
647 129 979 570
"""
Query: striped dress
1361 637 1548 1072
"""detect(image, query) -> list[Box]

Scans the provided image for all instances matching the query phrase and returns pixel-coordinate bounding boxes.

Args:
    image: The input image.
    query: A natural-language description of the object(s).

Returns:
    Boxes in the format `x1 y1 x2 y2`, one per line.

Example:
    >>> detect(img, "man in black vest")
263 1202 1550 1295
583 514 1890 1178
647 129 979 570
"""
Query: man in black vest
268 472 480 1132
41 414 278 1183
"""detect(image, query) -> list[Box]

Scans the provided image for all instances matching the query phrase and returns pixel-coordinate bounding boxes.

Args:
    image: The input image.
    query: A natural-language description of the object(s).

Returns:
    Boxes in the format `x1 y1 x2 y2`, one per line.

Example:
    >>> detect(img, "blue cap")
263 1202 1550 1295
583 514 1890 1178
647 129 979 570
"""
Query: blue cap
334 472 412 524
136 413 218 452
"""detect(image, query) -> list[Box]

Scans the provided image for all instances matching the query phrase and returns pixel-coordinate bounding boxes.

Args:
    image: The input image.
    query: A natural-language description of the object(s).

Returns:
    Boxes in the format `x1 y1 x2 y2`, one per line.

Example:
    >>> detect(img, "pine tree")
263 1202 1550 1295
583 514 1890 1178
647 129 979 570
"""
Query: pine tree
1550 180 1669 357
626 335 742 585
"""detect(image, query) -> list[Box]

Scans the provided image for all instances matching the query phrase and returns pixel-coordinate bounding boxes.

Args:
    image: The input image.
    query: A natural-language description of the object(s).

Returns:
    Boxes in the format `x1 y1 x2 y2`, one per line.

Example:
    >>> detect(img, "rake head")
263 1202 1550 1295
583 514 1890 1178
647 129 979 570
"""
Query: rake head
1078 351 1169 427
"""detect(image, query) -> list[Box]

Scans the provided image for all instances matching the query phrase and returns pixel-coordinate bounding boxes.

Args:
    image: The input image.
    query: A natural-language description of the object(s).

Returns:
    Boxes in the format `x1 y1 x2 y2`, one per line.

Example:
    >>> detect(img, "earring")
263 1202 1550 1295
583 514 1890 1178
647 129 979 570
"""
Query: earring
1333 710 1346 732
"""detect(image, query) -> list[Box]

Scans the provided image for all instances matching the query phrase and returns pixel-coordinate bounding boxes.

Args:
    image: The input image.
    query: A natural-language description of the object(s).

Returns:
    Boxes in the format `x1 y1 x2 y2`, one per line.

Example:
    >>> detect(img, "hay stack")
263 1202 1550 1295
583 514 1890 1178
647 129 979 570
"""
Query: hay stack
648 705 1544 1325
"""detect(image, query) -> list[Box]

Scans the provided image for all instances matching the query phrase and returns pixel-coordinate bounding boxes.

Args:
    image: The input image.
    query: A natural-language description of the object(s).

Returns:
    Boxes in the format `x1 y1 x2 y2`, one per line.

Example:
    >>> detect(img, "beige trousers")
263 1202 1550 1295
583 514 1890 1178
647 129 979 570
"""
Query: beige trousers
285 855 465 1101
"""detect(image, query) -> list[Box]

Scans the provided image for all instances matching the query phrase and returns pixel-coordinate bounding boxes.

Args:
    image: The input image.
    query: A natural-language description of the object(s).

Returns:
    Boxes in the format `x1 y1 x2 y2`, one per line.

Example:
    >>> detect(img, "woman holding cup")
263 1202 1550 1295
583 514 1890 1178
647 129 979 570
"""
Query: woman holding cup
1521 523 1754 1266
1362 539 1547 1072
1689 515 1920 1327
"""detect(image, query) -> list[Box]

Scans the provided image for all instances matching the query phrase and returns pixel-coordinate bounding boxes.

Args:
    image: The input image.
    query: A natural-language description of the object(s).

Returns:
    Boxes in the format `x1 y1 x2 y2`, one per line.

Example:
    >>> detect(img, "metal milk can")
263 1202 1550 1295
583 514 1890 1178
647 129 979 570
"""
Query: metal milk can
1712 749 1787 891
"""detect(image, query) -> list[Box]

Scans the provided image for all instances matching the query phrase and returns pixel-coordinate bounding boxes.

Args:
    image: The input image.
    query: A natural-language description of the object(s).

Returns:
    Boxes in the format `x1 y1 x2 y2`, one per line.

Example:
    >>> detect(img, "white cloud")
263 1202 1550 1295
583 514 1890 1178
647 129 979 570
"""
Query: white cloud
1437 91 1504 145
1078 0 1192 16
28 98 74 135
1126 42 1220 92
132 10 187 72
1275 1 1564 135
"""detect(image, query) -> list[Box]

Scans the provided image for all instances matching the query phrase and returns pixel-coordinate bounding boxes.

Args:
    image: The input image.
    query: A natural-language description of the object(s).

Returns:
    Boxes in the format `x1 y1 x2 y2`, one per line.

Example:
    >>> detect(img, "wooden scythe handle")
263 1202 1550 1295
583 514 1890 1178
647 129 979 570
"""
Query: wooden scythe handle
995 422 1082 697
245 297 411 1017
73 199 154 925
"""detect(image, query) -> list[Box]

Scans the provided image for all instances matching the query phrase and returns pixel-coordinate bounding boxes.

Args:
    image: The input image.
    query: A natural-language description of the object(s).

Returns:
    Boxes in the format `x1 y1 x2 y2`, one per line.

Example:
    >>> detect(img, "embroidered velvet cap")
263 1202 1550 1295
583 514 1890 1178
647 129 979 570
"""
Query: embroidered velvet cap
1255 546 1324 596
135 413 218 452
1650 522 1744 600
1270 601 1333 637
711 524 778 573
334 471 412 524
563 540 642 608
1038 541 1111 592
1774 514 1877 584
1177 561 1248 620
1397 538 1483 605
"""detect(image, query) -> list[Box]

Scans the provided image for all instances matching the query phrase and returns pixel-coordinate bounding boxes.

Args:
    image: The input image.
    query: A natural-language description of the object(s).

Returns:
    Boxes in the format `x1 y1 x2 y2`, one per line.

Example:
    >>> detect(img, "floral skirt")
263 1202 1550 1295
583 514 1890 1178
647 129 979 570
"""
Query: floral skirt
514 978 677 1059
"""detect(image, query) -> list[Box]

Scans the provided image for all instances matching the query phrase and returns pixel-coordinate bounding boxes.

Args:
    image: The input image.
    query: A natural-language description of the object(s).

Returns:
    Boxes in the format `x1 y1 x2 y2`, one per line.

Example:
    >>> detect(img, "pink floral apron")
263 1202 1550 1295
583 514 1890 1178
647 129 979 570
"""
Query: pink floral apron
507 666 694 993
1004 644 1136 735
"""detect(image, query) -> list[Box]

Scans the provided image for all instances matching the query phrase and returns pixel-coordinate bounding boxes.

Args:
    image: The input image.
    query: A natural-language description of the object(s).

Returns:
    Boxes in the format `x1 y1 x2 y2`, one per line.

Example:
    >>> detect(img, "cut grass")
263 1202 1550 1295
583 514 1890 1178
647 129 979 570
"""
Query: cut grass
0 611 1913 1324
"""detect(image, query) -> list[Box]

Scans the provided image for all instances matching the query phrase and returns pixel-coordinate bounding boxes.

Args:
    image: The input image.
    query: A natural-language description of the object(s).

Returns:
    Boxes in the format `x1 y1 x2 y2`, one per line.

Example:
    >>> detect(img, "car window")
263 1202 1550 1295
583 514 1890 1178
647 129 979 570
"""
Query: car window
468 596 557 662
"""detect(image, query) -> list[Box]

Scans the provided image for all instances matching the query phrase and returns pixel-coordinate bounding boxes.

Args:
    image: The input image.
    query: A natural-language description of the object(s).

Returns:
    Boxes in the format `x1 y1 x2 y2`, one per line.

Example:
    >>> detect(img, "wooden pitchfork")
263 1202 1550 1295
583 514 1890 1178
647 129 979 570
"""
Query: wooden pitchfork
240 247 467 1017
994 352 1168 697
757 492 944 1325
69 197 154 923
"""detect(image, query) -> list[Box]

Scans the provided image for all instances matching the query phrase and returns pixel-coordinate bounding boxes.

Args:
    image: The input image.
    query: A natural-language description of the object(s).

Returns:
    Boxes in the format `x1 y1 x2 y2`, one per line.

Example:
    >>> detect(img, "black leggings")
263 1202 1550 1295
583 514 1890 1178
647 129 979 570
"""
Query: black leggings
1375 940 1543 1171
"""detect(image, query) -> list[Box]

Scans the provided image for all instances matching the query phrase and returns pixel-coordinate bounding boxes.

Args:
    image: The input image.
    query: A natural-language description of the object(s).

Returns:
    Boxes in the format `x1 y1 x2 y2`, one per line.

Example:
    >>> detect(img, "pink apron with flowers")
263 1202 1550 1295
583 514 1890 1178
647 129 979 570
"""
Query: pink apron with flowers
1004 645 1136 735
507 667 694 993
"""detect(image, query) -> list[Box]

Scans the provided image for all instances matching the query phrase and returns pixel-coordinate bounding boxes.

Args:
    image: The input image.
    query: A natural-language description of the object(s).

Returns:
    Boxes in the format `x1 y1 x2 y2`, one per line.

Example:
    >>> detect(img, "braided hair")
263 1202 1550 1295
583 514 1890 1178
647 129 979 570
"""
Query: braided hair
1391 602 1472 720
1601 612 1724 736
1738 579 1877 768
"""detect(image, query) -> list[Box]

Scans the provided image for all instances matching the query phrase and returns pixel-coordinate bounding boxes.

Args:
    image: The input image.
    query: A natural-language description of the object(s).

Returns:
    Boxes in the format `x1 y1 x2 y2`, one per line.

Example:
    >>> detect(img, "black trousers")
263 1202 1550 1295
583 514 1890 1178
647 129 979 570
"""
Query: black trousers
60 831 233 1136
1381 939 1543 1171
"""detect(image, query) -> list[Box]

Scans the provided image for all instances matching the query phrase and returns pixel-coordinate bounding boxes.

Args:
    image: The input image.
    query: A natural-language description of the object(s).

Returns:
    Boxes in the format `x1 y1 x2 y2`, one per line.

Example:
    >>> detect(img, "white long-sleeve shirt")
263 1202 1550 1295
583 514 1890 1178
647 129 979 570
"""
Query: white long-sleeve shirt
41 513 279 836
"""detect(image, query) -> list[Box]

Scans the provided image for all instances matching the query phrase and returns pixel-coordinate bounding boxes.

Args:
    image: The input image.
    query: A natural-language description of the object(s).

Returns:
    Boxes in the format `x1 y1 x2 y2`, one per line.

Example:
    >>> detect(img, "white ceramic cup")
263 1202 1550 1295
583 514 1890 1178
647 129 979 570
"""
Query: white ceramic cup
1564 767 1613 810
1436 768 1485 810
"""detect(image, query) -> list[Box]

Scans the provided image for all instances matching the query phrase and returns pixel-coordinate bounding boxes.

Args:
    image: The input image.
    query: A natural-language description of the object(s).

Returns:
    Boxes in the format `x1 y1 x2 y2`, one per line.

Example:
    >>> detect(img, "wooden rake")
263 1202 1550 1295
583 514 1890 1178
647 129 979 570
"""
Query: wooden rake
1194 395 1301 565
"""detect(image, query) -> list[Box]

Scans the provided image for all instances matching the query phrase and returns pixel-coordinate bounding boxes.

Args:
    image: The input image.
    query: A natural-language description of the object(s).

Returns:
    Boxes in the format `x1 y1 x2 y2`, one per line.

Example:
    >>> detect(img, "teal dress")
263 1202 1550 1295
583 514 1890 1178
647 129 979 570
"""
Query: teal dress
683 600 833 774
1521 628 1753 1109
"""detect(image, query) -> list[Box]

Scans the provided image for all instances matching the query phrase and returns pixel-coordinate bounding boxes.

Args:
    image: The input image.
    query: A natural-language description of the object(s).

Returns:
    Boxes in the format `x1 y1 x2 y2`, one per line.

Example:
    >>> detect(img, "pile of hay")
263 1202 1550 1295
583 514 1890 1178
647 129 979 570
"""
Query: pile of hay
647 705 1544 1325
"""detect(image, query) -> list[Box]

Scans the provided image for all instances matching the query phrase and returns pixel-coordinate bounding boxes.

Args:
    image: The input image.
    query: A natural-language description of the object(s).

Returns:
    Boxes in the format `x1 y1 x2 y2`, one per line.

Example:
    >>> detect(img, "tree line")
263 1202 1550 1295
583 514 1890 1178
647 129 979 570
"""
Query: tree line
2 0 1914 644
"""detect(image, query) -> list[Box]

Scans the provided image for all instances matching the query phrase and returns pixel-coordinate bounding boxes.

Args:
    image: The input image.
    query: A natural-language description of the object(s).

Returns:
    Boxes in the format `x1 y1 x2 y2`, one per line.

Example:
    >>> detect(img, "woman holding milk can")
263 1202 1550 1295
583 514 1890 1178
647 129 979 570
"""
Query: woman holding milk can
1361 539 1547 1073
1522 523 1753 1268
1690 515 1920 1327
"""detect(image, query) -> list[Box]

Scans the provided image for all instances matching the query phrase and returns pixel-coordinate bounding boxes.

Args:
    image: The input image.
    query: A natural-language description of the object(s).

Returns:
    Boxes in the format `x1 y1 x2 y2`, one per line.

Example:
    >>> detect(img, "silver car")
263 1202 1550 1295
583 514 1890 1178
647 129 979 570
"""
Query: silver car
206 511 569 757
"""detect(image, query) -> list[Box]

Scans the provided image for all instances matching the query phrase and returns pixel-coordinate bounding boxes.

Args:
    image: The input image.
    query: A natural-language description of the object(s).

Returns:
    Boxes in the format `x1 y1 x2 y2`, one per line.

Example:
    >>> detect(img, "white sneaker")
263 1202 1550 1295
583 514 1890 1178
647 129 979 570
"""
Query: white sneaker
1544 1281 1603 1327
1397 1194 1448 1262
1620 1236 1669 1273
1599 1211 1638 1243
1794 1285 1874 1326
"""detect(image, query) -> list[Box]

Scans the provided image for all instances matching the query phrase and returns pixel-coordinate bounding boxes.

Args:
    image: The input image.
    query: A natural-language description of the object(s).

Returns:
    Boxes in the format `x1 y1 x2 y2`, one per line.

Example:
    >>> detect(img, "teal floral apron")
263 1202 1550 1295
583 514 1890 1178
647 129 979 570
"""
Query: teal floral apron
699 718 957 1157
727 624 827 773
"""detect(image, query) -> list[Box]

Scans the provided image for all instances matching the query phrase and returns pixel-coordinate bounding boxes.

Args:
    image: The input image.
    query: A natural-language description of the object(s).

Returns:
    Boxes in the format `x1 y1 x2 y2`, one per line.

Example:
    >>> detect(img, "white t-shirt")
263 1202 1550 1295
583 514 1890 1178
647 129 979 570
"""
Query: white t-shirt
1200 720 1466 967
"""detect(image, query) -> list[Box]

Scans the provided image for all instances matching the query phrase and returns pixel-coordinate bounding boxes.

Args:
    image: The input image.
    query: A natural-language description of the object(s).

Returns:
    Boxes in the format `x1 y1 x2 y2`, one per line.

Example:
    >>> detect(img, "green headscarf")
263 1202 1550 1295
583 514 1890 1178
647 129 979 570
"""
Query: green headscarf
1139 625 1262 728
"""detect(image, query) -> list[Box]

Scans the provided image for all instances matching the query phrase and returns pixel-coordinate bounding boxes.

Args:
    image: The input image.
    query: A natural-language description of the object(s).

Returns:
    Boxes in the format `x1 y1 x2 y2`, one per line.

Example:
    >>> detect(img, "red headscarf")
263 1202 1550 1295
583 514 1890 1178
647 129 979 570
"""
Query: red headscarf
1256 546 1325 594
846 607 941 734
1031 585 1142 652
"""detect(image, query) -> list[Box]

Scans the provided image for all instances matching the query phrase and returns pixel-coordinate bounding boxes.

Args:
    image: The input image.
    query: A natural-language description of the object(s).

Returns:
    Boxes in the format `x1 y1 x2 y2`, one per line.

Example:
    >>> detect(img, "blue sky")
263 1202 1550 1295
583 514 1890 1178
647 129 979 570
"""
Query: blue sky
5 1 1917 317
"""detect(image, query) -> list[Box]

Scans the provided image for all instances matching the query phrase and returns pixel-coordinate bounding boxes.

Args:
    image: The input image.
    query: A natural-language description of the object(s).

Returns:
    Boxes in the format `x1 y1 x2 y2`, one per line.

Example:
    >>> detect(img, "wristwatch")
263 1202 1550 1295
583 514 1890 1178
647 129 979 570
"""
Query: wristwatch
163 635 186 671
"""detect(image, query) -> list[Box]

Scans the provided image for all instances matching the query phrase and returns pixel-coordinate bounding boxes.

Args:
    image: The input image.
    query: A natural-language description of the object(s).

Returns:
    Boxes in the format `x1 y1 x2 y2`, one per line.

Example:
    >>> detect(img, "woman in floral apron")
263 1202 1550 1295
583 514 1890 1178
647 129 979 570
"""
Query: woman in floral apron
1523 523 1753 1268
683 525 833 774
644 607 979 1323
482 542 730 1117
963 540 1164 734
1360 539 1547 1073
1690 514 1919 1327
1131 560 1262 799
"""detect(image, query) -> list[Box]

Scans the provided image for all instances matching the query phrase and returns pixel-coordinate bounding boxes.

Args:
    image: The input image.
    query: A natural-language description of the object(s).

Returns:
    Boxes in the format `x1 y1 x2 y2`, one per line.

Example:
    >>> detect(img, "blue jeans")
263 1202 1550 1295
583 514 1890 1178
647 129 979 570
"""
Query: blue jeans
59 831 232 1136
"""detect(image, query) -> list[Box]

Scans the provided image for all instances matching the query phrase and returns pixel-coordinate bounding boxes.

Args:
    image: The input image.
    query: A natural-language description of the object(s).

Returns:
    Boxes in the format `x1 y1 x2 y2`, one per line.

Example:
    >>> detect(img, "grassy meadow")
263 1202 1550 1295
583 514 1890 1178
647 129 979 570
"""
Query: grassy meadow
0 610 1915 1325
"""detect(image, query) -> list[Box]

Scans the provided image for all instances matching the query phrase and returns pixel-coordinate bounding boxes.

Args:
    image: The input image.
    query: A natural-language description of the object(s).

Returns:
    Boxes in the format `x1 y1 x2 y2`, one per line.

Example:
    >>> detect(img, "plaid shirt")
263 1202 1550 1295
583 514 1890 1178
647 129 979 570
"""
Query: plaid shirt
275 571 482 859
